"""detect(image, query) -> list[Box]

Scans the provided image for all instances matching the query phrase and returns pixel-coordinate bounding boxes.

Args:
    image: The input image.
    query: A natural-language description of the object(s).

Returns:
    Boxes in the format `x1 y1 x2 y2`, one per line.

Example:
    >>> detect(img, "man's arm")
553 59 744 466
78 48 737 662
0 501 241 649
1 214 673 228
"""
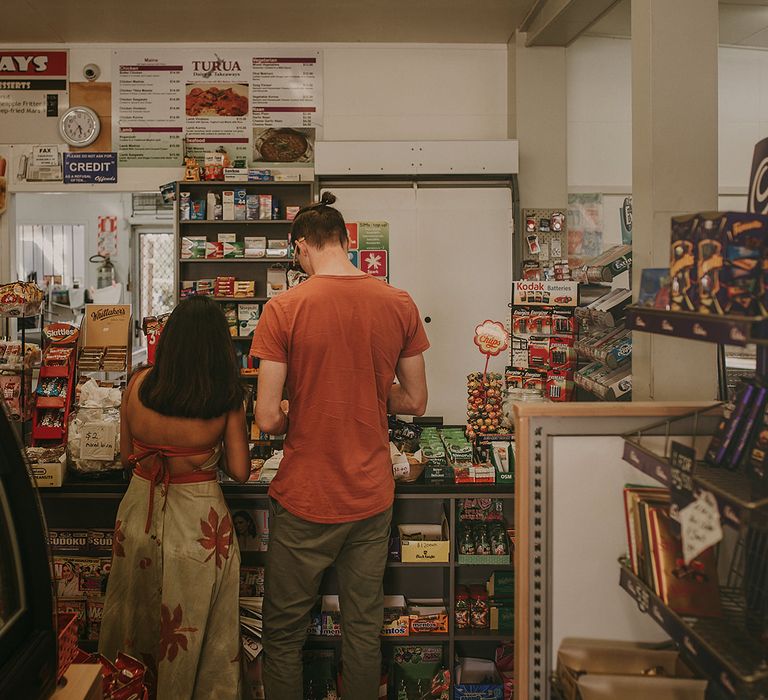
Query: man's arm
255 359 289 435
388 353 428 416
223 405 251 483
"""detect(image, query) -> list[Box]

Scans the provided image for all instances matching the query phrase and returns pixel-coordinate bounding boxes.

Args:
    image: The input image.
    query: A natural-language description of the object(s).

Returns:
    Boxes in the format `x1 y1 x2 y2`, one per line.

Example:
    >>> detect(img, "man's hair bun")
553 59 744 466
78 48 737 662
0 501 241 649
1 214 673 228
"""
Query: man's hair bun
320 191 337 206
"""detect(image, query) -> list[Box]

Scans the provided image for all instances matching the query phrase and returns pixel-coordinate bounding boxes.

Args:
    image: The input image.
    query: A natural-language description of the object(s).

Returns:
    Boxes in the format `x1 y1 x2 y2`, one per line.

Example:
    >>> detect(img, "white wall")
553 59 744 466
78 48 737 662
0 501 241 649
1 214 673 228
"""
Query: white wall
13 192 131 297
0 42 507 281
567 37 632 194
566 36 768 200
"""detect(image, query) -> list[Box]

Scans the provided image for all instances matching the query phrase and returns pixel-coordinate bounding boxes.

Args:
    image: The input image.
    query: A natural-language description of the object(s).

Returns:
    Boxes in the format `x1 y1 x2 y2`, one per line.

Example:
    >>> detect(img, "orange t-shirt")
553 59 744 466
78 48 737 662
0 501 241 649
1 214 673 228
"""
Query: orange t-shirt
250 274 430 523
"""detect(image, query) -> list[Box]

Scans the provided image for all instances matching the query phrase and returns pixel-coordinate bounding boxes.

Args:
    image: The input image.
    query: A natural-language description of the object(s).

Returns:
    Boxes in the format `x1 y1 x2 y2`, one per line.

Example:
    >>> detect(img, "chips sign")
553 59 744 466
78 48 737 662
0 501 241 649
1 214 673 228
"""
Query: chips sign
474 320 509 357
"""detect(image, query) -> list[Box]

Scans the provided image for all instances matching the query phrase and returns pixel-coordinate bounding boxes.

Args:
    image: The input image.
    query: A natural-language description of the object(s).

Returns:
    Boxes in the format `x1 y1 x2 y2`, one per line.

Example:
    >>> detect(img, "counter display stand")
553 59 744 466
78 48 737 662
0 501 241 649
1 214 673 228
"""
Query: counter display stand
39 476 514 693
31 352 75 444
618 306 768 699
1 309 43 442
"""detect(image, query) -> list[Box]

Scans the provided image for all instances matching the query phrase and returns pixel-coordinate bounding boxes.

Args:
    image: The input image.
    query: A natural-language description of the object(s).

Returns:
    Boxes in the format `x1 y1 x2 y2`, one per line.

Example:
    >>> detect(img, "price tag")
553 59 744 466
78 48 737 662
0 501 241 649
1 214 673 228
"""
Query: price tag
393 462 410 477
80 421 117 461
679 490 723 565
669 441 695 529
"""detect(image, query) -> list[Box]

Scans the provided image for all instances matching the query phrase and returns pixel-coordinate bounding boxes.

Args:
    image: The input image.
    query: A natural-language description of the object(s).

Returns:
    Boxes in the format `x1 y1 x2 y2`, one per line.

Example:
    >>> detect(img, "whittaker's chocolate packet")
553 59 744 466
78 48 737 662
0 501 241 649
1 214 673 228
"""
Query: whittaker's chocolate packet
720 213 768 316
698 212 768 316
706 380 756 467
670 214 699 312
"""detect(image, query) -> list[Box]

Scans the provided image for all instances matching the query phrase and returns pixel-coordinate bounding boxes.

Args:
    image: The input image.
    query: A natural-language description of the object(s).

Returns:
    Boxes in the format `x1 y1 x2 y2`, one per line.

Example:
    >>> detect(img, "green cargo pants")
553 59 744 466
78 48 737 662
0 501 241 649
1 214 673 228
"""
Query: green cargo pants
263 499 393 700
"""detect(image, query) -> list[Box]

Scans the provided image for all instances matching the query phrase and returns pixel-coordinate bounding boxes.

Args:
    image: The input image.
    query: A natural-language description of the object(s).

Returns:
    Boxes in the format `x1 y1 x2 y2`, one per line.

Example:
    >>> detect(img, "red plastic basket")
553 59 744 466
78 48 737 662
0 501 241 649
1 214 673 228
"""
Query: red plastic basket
56 612 79 681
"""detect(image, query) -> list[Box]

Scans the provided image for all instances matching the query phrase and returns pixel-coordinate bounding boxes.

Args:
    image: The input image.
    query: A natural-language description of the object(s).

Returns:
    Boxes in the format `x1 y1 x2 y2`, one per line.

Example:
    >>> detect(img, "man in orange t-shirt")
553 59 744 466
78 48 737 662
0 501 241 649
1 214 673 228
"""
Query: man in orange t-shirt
250 192 429 699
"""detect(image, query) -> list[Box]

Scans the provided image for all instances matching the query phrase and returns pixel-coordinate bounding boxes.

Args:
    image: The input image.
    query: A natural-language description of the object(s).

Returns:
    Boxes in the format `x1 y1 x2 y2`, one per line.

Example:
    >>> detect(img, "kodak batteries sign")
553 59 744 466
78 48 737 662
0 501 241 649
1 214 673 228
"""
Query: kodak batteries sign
513 281 579 307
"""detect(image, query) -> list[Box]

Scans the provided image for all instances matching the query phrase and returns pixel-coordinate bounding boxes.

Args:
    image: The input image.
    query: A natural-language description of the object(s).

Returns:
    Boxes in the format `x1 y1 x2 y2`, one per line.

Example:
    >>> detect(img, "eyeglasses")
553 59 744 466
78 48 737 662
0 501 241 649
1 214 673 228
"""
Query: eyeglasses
292 236 306 266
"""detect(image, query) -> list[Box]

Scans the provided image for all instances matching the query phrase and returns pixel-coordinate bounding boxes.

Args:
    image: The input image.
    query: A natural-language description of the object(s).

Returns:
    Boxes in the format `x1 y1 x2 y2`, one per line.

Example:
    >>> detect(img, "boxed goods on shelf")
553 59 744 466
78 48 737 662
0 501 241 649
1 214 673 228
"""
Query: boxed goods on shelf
26 446 66 487
457 498 511 564
454 658 503 700
556 638 704 700
668 211 768 316
572 244 632 284
320 595 412 638
391 645 450 700
380 595 410 637
398 517 450 563
77 305 131 376
407 599 449 635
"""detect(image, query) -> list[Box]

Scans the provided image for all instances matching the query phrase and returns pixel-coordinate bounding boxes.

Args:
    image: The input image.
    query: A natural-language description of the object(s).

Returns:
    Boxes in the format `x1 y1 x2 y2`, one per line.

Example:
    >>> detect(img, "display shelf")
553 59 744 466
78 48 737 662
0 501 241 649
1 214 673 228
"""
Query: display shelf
457 555 511 566
37 476 515 501
306 634 450 644
626 306 768 347
180 258 289 263
35 396 67 409
180 181 312 187
180 220 293 225
619 562 768 697
453 629 513 641
622 431 768 529
212 297 268 302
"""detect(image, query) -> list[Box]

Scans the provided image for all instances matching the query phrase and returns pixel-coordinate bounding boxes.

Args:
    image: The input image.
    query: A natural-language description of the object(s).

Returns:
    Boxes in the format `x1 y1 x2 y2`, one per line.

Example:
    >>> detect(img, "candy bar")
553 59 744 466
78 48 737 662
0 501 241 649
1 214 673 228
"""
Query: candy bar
233 280 256 297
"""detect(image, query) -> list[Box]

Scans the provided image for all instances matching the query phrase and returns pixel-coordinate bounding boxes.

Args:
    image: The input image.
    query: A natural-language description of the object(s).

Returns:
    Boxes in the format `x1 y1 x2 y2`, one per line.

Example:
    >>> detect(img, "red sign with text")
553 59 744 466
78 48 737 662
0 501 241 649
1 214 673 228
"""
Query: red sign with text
360 249 387 277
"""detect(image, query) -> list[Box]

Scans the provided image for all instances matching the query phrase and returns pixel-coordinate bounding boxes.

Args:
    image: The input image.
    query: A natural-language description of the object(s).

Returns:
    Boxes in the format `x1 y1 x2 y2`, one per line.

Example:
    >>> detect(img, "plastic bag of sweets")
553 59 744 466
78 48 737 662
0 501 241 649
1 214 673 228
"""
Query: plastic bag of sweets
459 498 504 522
469 585 490 629
455 586 471 629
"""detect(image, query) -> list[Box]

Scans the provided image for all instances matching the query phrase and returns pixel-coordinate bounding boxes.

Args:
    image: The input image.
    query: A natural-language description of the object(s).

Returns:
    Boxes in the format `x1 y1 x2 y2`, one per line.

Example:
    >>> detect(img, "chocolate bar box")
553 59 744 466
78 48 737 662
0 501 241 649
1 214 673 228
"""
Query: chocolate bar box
697 212 768 316
670 214 698 312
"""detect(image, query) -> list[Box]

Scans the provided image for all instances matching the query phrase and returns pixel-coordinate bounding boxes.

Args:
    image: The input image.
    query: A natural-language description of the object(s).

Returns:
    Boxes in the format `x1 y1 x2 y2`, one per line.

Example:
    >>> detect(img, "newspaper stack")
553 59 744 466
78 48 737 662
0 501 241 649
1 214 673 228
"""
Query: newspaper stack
240 596 263 662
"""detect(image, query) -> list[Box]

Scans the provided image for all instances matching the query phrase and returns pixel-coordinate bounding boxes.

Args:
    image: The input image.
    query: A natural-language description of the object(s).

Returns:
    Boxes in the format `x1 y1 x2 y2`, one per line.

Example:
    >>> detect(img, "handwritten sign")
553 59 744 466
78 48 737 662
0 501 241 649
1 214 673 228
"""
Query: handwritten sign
80 421 117 461
679 490 723 565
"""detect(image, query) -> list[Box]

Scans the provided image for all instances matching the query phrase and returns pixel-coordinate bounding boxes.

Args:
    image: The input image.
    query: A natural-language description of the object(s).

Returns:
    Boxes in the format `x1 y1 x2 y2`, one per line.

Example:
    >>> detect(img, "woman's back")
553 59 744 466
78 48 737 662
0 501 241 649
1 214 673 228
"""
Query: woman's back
125 369 226 476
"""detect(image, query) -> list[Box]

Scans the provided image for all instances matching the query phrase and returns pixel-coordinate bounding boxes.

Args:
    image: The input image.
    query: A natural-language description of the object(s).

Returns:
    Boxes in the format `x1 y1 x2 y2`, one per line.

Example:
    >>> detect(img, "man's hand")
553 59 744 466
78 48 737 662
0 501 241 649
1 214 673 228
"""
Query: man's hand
388 353 428 416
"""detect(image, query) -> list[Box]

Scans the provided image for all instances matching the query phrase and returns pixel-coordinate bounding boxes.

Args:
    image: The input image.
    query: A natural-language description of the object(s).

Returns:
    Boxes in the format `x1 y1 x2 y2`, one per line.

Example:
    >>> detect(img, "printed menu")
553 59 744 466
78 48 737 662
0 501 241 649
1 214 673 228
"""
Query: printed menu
112 49 322 168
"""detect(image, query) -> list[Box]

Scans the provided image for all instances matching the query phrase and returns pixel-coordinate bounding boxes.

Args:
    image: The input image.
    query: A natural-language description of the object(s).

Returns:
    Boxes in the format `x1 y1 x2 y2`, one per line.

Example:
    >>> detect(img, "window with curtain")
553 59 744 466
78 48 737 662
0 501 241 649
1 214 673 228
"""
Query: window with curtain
15 223 86 287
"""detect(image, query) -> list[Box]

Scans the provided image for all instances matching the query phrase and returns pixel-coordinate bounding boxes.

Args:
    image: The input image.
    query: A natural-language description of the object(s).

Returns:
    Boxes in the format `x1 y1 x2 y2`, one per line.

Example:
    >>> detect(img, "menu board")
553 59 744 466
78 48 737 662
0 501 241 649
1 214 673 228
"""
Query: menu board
112 49 322 168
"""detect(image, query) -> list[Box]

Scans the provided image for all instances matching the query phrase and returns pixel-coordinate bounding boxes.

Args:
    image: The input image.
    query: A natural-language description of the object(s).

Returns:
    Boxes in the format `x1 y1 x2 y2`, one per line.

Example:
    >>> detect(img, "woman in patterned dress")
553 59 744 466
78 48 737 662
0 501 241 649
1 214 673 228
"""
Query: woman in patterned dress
99 295 250 699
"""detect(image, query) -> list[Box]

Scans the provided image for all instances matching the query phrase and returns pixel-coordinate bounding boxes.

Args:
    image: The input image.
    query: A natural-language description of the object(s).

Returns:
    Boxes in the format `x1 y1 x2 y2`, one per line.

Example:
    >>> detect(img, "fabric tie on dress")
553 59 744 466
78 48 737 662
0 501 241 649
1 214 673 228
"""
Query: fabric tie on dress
130 439 219 534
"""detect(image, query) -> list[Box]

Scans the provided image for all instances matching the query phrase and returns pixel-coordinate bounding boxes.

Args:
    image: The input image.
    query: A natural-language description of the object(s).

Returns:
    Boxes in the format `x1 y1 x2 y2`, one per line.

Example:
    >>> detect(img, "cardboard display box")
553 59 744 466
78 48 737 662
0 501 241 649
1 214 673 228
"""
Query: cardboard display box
398 516 450 563
321 595 411 637
51 663 103 700
78 305 132 375
557 638 700 700
454 658 503 700
30 453 67 487
407 598 449 635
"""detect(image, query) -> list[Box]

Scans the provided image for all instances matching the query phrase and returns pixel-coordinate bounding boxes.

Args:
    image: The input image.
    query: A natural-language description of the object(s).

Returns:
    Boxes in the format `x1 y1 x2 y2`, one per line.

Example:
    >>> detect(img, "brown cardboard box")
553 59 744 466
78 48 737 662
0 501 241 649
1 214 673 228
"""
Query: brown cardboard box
557 638 688 700
577 675 706 700
30 454 67 487
51 663 103 699
398 516 450 563
78 305 132 374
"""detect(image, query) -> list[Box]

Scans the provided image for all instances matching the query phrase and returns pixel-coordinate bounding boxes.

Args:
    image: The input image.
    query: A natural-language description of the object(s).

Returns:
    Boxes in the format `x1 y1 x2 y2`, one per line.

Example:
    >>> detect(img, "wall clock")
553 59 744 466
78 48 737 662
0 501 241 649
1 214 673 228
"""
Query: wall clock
58 106 100 147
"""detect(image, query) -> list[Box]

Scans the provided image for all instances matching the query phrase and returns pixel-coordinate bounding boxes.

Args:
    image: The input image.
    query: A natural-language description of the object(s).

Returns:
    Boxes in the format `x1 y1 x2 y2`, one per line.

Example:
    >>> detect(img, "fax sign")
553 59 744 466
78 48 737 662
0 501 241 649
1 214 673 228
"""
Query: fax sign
63 152 117 184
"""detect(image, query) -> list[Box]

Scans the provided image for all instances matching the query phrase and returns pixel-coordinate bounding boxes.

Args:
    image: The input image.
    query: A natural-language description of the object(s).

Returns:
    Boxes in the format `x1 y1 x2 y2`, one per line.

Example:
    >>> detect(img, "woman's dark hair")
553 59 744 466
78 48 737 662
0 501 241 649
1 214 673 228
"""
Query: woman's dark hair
138 295 244 419
290 191 347 249
232 510 257 537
